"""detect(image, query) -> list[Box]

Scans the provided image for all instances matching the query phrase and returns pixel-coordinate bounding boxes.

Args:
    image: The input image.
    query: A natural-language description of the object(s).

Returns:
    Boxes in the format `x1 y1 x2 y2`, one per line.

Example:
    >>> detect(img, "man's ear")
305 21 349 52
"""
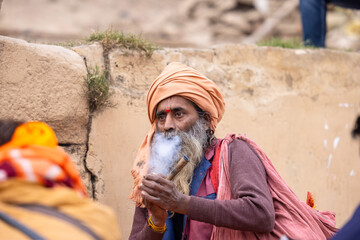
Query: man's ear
203 112 211 128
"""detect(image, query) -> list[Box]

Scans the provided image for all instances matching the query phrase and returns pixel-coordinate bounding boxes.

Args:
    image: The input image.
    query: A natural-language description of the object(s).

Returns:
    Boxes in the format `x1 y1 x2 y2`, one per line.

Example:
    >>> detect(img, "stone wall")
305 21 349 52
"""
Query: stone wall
1 35 360 239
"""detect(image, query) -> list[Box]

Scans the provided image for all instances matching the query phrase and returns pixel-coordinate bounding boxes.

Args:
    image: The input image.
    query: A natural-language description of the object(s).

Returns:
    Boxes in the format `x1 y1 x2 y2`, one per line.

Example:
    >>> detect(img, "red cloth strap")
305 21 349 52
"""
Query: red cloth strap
209 140 222 194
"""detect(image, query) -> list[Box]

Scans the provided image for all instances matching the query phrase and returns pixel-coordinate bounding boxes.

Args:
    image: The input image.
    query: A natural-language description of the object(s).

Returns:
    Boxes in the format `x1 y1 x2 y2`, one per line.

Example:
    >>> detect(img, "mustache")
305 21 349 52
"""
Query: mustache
162 118 209 147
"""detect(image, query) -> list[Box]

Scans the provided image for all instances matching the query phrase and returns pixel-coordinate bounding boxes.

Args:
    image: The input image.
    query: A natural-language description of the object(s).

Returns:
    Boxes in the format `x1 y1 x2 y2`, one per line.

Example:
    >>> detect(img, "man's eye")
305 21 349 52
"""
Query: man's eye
157 115 166 121
175 112 183 117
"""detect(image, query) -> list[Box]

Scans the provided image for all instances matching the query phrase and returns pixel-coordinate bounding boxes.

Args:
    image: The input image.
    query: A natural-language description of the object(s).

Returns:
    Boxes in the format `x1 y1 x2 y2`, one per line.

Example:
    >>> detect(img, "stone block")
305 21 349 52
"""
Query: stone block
0 36 89 144
72 42 105 72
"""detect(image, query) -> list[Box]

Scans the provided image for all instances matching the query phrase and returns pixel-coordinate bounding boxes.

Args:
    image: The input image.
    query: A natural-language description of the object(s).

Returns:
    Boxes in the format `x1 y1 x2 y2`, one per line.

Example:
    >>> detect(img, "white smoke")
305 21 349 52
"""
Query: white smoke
148 132 182 176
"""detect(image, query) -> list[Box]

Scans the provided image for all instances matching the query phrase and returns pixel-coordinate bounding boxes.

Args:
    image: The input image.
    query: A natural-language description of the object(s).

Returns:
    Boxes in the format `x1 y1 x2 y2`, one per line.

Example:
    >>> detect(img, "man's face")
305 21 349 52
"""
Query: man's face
156 96 199 132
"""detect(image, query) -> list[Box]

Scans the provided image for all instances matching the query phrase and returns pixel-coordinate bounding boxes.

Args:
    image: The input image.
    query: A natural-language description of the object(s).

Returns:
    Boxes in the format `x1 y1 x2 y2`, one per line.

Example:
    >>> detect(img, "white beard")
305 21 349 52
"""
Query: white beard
163 118 209 195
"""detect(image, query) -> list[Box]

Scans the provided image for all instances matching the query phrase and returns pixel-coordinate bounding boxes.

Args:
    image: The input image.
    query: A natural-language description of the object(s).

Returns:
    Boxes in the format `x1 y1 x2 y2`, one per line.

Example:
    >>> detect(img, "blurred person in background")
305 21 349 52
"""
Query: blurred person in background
330 115 360 239
300 0 360 47
0 120 121 240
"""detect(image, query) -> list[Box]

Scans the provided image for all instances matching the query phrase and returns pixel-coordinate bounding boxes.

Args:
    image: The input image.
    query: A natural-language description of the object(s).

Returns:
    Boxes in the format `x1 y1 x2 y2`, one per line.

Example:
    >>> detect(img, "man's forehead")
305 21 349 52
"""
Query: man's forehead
157 96 193 110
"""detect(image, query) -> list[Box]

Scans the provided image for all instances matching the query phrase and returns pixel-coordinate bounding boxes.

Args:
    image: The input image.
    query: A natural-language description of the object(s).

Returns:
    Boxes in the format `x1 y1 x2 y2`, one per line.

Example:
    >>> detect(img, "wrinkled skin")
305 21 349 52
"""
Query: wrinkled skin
141 173 190 226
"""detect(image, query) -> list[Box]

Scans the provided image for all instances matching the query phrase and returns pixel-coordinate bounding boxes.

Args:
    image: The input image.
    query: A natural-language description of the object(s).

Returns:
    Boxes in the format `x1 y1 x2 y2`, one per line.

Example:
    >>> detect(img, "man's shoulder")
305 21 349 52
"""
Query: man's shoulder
226 137 259 157
227 137 249 149
225 137 265 169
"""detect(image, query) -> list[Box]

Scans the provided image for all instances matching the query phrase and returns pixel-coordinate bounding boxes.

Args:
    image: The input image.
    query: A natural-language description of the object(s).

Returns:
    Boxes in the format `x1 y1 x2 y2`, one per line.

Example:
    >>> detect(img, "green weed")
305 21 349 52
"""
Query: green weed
85 66 113 113
85 29 159 57
257 37 316 49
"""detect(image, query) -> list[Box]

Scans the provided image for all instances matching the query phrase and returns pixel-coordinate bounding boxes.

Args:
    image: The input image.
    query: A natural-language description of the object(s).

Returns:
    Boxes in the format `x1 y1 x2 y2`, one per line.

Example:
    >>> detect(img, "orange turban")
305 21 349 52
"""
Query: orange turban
130 62 225 206
0 121 87 197
2 121 58 149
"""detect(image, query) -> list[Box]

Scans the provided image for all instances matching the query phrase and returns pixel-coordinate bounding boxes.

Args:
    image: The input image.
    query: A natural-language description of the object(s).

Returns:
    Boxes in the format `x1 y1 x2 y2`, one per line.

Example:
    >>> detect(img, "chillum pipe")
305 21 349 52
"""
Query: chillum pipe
167 155 189 181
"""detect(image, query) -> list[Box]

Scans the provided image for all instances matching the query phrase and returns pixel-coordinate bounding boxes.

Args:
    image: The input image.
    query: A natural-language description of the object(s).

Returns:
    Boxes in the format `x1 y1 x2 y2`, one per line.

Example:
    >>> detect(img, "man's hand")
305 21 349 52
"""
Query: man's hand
142 199 167 227
140 174 190 215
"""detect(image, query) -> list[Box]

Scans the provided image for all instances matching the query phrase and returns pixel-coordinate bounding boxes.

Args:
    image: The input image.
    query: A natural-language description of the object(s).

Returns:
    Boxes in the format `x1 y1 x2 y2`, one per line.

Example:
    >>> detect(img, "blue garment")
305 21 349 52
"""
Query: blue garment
189 156 212 196
300 0 360 47
162 156 214 240
331 205 360 240
163 212 176 240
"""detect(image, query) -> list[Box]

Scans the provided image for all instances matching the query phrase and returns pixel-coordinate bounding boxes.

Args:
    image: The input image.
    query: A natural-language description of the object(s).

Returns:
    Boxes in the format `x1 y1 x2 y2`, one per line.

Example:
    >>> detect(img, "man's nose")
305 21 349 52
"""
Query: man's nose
164 114 175 131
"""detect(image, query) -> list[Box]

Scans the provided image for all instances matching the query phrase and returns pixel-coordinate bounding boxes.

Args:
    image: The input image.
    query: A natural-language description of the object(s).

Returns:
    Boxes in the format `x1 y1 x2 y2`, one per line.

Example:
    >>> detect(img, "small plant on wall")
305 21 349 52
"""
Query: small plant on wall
85 66 113 113
257 37 316 49
86 29 159 57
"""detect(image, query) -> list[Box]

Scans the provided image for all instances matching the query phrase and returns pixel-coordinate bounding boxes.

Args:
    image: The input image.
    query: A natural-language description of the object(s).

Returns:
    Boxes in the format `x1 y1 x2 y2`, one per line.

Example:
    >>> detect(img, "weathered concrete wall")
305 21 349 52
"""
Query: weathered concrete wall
0 36 92 194
1 35 360 239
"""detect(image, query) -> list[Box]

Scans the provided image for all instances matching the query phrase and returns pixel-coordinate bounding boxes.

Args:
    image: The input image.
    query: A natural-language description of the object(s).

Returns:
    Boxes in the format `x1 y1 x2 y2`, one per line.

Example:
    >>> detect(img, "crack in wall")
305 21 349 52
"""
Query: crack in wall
74 43 112 200
83 114 97 200
82 56 98 200
59 143 83 147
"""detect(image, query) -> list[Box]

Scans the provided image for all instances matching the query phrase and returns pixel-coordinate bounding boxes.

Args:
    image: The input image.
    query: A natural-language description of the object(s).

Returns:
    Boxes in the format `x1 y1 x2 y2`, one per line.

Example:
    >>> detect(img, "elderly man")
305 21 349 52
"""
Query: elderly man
129 62 337 239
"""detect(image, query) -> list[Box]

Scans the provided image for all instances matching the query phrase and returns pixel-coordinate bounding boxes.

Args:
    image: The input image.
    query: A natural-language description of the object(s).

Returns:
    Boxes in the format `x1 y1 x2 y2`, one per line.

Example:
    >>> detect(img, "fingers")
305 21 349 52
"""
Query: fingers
141 173 183 212
144 173 168 184
141 186 159 199
141 174 174 195
142 180 169 192
141 190 160 205
143 198 151 209
141 182 169 203
141 184 168 210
